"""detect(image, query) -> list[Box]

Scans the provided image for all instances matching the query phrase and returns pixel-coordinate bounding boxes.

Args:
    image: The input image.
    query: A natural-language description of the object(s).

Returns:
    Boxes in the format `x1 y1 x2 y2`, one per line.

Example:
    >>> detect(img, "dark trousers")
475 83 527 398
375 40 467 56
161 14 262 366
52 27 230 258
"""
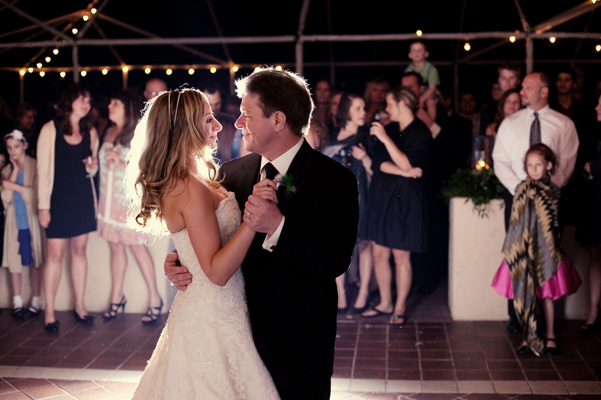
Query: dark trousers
503 189 519 322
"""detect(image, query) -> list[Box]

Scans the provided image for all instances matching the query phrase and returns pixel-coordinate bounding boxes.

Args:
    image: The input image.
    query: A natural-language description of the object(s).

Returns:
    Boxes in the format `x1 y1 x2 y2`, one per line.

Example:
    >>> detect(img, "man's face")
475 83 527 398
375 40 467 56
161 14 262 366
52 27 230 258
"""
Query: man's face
498 69 520 92
205 91 222 113
401 75 421 98
556 73 574 96
459 94 476 114
144 79 167 100
520 74 547 109
235 93 277 157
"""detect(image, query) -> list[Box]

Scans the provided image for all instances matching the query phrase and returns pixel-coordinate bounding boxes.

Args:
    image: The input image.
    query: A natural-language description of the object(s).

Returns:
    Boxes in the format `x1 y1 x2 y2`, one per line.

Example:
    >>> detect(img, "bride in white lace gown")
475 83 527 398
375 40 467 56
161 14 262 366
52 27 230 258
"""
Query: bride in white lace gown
125 89 280 399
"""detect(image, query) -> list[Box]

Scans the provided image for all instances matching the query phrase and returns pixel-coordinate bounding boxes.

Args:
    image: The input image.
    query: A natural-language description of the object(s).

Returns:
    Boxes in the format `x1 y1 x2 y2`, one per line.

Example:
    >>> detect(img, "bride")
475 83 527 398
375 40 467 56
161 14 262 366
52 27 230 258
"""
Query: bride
125 88 280 399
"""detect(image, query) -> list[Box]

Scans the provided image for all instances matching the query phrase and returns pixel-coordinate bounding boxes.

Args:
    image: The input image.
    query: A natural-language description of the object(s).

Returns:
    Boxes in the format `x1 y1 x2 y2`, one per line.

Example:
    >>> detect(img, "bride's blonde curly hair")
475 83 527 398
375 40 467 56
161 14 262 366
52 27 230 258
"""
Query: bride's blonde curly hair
125 88 219 236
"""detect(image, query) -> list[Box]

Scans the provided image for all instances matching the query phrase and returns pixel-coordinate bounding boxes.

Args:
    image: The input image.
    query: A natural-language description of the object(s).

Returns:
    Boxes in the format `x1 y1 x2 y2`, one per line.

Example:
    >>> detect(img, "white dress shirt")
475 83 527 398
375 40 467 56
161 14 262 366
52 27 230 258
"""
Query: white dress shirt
260 137 304 251
492 105 579 195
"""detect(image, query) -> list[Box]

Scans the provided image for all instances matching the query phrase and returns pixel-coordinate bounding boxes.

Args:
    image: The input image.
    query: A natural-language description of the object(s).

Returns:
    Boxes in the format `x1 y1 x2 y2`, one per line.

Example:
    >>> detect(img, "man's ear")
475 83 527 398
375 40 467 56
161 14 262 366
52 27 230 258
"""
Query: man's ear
272 111 287 132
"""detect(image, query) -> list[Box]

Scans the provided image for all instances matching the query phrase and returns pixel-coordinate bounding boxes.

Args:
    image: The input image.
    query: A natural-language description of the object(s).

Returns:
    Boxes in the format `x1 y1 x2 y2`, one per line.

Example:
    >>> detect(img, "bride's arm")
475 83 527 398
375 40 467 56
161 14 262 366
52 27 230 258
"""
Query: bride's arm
180 178 256 287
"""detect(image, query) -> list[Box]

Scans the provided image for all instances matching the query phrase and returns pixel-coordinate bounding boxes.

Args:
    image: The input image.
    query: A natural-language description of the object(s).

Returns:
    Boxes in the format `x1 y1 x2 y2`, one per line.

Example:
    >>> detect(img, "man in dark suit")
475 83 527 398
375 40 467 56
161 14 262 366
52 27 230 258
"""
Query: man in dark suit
166 67 359 399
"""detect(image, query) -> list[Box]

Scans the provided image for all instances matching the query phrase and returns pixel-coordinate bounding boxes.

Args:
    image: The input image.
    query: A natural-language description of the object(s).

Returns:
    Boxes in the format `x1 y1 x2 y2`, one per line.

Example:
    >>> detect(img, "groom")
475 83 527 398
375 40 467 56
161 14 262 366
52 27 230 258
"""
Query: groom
165 67 359 399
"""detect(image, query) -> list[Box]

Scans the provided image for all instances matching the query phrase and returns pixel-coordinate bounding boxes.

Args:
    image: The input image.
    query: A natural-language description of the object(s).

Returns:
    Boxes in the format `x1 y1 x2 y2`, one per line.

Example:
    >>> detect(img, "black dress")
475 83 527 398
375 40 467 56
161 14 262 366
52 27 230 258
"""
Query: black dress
576 130 601 247
323 125 376 241
45 121 96 238
365 119 433 252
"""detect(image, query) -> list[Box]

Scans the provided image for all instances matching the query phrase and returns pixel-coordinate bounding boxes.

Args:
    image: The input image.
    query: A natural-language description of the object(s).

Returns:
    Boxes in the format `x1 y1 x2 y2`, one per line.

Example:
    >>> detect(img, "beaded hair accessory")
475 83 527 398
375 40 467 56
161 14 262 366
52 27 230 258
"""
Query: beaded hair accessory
4 129 26 143
167 90 182 130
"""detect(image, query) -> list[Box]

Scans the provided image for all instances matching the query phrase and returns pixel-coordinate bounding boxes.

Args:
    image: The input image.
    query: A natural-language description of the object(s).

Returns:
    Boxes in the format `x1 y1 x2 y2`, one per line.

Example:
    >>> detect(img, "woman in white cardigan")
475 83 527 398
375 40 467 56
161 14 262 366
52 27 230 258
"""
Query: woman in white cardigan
37 84 99 332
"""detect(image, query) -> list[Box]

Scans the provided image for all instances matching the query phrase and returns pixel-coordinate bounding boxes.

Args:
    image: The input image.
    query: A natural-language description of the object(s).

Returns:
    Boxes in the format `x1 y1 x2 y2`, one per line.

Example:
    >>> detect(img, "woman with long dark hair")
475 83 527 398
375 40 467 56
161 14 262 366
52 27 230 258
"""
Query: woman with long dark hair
37 83 99 332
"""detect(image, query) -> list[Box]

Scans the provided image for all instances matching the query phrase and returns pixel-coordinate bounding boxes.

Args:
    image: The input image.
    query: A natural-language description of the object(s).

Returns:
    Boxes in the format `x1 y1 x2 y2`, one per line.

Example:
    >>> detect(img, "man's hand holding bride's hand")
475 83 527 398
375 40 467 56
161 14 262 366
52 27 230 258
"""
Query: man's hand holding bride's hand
243 178 282 235
164 252 193 291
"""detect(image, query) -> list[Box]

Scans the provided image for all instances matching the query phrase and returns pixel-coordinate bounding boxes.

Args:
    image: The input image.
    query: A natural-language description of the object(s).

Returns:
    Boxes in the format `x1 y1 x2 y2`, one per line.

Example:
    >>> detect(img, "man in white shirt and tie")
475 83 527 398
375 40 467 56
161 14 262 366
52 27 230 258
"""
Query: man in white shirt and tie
492 71 579 332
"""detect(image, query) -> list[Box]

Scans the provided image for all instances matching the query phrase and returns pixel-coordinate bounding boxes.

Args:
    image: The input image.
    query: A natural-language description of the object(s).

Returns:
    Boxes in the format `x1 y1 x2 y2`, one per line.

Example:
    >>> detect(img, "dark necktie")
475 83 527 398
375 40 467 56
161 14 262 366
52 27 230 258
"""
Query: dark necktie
263 162 279 180
530 112 541 145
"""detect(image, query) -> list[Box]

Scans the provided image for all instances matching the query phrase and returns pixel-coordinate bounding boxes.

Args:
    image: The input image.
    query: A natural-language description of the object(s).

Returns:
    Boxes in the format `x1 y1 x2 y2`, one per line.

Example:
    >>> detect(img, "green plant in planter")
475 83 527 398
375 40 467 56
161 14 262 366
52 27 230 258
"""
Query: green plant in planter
442 168 505 218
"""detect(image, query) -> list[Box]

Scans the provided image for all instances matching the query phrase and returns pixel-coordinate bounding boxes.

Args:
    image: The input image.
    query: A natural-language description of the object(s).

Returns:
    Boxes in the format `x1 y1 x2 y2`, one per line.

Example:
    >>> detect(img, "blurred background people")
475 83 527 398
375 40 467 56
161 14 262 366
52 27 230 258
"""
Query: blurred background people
1 129 44 319
97 90 163 324
37 83 99 332
323 93 375 313
362 87 432 327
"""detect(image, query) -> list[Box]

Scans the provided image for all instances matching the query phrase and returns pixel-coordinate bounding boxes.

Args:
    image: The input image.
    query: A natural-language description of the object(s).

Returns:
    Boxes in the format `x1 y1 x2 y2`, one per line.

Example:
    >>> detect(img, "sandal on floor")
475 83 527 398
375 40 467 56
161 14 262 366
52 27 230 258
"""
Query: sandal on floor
362 308 393 318
388 315 407 327
103 296 127 321
141 299 164 325
543 338 558 357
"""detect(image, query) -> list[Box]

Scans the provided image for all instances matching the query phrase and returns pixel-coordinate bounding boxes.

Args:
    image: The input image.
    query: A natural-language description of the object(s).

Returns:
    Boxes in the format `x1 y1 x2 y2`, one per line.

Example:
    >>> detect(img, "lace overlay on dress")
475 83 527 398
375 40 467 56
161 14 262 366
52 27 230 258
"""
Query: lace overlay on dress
132 192 280 400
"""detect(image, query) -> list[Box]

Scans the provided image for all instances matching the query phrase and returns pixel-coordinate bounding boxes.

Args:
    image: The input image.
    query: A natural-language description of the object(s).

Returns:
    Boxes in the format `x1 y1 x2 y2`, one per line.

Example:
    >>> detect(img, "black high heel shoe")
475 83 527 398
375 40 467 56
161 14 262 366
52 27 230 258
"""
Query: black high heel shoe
141 299 164 325
73 309 95 325
543 338 558 357
44 320 60 332
103 296 127 321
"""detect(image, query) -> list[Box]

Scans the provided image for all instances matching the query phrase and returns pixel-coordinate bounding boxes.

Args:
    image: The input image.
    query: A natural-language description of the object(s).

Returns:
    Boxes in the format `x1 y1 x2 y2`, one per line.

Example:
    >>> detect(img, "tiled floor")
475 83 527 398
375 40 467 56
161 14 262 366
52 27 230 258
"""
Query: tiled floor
1 282 601 399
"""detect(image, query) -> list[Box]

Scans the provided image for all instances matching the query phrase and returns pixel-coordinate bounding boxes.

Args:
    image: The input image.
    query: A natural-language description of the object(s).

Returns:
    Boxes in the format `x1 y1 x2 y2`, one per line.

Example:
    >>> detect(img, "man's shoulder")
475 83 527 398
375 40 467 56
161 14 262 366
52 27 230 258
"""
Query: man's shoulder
219 153 260 177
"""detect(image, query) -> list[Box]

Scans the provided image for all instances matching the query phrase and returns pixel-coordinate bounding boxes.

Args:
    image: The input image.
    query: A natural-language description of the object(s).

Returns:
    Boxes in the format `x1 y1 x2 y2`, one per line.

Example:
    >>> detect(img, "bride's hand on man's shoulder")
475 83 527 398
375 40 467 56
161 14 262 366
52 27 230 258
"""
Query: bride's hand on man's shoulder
164 252 193 291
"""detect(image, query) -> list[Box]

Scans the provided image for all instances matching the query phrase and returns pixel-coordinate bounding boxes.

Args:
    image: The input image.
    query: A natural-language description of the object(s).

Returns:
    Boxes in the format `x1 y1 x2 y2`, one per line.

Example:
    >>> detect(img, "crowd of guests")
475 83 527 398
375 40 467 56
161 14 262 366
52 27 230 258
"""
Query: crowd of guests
0 43 600 351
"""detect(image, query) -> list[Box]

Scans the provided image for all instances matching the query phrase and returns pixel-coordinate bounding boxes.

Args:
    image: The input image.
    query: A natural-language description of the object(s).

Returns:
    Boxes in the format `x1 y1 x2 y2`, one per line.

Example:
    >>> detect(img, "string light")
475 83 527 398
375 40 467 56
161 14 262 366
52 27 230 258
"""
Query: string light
144 67 151 74
166 68 173 75
210 66 217 73
509 36 516 43
549 37 556 43
416 30 423 36
102 68 108 75
27 67 33 73
91 8 97 14
83 14 89 21
19 69 26 76
45 56 51 63
80 70 87 77
122 66 129 72
53 48 59 55
36 63 43 68
60 71 66 78
231 65 239 73
39 71 45 77
72 28 78 35
464 42 471 51
596 44 601 52
188 68 195 75
275 65 283 71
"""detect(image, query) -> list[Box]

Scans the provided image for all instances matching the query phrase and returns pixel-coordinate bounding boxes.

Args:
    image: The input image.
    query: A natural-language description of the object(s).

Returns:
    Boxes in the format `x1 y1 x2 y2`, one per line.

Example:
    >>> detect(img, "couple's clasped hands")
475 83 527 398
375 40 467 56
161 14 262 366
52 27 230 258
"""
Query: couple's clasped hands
165 178 283 291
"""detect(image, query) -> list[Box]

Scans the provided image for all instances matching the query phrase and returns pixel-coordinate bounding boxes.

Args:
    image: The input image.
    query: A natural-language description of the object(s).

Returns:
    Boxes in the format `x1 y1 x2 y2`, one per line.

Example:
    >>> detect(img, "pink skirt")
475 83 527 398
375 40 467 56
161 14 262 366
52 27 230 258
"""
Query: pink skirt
491 256 582 300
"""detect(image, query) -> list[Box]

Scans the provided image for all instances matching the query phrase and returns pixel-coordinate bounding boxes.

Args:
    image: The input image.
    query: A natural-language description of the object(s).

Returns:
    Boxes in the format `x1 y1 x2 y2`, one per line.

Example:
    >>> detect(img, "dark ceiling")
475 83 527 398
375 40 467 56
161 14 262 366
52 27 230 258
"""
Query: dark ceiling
1 0 600 109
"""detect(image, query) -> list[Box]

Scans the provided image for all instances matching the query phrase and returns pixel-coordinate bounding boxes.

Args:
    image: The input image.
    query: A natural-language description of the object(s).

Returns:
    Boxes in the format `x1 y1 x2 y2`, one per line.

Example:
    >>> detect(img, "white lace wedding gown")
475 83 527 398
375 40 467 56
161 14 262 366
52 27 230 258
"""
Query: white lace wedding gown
132 192 280 400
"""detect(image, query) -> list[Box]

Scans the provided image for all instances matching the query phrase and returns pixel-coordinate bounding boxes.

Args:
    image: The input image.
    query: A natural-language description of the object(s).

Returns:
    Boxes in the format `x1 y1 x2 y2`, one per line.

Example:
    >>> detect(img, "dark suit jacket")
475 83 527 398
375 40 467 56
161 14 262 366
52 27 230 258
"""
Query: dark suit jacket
219 140 359 399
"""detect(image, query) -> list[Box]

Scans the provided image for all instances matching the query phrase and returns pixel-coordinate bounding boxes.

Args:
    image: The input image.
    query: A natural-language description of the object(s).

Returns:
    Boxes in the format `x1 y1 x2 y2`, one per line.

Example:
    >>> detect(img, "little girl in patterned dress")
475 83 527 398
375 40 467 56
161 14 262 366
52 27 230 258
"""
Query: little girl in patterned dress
492 143 581 356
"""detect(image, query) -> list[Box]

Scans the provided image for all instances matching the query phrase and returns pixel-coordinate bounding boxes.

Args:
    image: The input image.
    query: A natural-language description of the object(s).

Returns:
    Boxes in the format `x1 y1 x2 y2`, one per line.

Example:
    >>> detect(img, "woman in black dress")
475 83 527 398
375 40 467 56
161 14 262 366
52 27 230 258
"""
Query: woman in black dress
362 87 432 326
578 93 601 331
37 84 99 332
323 93 375 313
